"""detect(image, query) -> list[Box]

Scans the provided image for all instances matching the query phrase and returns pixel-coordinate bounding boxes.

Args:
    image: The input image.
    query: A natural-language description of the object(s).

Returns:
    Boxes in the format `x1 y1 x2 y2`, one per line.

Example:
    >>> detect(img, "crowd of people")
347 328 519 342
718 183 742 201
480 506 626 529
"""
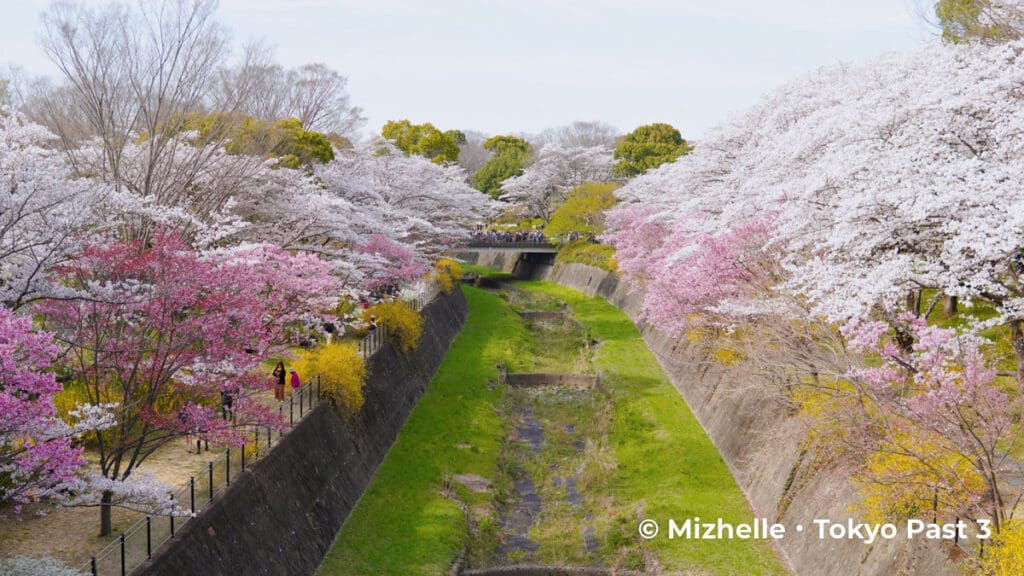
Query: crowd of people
470 229 548 244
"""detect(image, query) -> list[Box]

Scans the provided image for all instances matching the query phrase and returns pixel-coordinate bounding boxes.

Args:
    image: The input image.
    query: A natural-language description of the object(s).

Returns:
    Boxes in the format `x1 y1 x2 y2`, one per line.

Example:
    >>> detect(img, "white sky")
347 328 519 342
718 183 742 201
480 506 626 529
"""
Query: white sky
1 0 934 139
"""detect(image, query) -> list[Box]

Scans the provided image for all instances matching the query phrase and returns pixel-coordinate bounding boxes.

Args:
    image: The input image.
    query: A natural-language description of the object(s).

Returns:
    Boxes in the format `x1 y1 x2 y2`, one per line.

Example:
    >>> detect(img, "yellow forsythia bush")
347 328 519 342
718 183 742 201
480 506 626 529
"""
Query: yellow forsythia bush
433 257 463 294
363 300 423 352
297 342 367 414
979 520 1024 575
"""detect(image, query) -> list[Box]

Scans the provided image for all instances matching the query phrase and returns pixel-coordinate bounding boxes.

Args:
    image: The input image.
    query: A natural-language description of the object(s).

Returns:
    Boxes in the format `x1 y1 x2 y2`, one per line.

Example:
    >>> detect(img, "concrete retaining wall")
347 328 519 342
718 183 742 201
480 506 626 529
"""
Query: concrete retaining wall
519 311 566 323
504 373 599 389
539 263 954 576
134 289 468 576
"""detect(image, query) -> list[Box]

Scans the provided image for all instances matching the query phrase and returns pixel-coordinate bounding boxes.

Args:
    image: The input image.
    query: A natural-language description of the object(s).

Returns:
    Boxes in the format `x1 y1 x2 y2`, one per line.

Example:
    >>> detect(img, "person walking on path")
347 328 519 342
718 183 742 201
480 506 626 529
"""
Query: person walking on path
290 368 301 394
273 362 286 401
220 388 234 422
368 315 379 351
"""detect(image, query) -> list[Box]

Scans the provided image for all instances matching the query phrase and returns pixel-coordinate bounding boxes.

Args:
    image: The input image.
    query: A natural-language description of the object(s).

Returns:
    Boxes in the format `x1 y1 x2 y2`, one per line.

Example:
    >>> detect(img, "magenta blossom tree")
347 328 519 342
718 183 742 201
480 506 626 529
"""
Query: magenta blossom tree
604 209 779 334
354 234 430 290
0 306 90 508
35 232 336 535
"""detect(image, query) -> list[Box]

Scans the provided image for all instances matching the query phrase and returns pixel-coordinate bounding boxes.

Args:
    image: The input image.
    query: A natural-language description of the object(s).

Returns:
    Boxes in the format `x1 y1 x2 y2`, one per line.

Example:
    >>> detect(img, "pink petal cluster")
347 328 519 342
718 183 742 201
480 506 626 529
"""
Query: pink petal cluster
0 306 86 506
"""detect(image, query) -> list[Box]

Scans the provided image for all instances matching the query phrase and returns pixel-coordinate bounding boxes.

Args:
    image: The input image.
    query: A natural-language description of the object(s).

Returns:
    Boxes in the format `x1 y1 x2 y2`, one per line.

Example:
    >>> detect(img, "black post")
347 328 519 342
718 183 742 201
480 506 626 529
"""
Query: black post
208 461 214 503
226 449 231 486
190 476 195 515
146 515 152 558
290 398 294 425
169 494 175 536
91 557 97 576
299 385 304 416
278 405 284 440
254 429 259 457
120 533 126 576
241 441 246 470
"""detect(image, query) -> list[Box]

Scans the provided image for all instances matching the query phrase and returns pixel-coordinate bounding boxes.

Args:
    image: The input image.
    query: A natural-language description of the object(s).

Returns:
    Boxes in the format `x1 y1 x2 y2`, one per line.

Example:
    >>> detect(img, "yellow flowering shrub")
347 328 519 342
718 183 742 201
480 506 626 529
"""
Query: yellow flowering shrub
363 300 424 353
297 342 367 414
979 520 1024 576
433 258 463 294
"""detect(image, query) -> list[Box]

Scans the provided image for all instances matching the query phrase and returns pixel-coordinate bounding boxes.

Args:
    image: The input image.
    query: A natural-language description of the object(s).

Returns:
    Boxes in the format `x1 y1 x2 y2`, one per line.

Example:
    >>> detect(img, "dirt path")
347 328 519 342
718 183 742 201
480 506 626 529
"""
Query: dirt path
0 387 283 568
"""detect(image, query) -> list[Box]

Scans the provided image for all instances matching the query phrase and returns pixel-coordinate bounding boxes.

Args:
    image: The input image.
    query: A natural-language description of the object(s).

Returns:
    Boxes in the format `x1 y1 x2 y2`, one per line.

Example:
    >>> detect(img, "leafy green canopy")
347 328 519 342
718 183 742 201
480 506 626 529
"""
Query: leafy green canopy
381 119 463 164
471 135 531 198
545 181 619 239
177 113 336 168
935 0 1022 43
612 122 692 177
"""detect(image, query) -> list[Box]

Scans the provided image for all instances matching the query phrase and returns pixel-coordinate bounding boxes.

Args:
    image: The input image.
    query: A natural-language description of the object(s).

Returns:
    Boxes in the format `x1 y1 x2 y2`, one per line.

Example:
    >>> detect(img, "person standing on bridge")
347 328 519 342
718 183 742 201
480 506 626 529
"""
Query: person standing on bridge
290 368 301 394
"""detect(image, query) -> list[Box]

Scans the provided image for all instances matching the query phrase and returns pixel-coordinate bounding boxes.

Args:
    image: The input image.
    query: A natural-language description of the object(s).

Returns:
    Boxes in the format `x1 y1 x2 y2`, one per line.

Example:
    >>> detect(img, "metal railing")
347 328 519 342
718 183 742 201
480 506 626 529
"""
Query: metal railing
80 372 324 576
76 301 427 576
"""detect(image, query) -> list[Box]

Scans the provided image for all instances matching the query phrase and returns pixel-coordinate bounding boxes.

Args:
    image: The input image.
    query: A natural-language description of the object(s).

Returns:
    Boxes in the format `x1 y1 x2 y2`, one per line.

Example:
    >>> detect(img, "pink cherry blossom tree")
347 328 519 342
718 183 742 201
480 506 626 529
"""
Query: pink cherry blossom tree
841 318 1018 534
354 234 430 290
0 306 93 508
34 232 336 535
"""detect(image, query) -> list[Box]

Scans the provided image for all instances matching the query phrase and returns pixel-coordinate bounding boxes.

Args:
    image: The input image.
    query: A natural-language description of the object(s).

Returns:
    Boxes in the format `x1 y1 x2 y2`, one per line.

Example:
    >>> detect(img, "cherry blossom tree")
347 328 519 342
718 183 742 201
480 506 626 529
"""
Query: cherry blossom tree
841 318 1017 534
34 232 336 535
0 305 111 508
316 147 496 256
354 234 430 290
606 38 1024 386
500 143 614 222
0 111 109 309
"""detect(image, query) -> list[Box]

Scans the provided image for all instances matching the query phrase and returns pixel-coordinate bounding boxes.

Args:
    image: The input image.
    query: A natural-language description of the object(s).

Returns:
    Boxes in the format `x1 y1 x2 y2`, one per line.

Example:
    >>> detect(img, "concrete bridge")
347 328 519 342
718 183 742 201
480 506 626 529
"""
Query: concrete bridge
462 240 559 253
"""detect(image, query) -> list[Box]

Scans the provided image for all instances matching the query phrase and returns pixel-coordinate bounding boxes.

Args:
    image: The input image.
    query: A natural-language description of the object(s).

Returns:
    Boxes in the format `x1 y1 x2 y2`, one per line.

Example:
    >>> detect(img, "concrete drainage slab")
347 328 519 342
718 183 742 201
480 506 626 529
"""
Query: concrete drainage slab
504 373 600 390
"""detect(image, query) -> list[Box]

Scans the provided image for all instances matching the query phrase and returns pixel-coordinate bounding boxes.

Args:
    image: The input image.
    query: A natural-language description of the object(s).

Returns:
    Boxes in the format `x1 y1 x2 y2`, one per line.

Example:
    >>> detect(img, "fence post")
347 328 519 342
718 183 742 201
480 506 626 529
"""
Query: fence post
278 405 284 440
241 441 246 470
169 494 175 536
120 533 126 576
317 375 321 400
267 425 272 450
254 429 259 458
290 399 294 426
146 515 152 559
208 461 214 503
91 557 97 576
299 385 304 417
226 450 231 486
190 476 195 515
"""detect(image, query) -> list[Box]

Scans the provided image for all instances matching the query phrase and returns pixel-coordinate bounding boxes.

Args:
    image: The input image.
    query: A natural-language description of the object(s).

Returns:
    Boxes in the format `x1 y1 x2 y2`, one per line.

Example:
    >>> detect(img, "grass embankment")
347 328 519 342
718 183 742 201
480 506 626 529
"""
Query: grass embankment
555 241 617 272
318 286 532 575
515 281 786 574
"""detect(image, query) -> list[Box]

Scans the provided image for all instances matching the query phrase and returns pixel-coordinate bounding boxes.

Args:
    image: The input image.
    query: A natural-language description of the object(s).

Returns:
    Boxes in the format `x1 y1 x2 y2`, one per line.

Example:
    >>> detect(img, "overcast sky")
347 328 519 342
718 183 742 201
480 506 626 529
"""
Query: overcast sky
1 0 934 139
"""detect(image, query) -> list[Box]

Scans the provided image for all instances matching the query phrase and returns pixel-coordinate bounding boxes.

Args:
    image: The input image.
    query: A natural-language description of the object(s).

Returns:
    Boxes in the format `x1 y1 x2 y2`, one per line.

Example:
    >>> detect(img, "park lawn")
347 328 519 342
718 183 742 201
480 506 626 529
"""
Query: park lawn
317 286 534 575
515 280 788 575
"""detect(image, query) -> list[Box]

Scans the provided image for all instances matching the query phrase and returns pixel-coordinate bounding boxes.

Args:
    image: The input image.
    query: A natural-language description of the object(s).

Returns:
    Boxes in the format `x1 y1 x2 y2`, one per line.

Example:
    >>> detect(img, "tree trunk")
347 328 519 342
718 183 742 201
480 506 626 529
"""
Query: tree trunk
942 294 958 317
906 289 922 316
1010 319 1024 399
100 490 113 537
